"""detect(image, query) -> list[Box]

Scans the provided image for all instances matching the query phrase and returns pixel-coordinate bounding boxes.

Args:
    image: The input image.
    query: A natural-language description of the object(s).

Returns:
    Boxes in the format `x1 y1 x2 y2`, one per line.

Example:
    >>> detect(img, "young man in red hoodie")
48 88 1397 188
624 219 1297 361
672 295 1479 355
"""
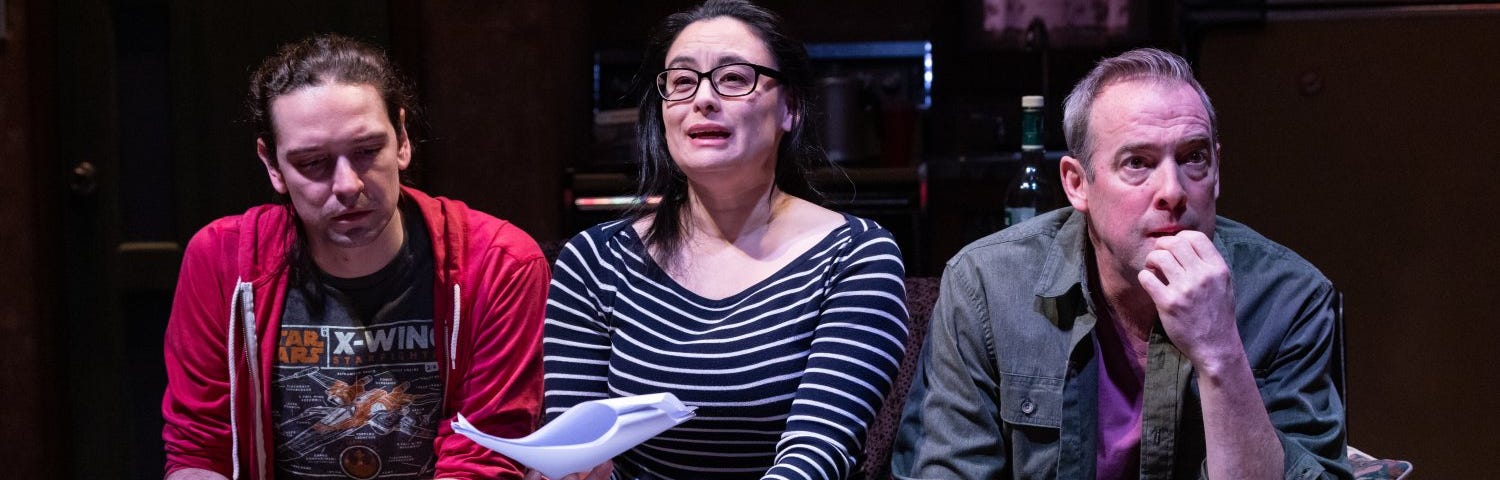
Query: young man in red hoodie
162 34 547 480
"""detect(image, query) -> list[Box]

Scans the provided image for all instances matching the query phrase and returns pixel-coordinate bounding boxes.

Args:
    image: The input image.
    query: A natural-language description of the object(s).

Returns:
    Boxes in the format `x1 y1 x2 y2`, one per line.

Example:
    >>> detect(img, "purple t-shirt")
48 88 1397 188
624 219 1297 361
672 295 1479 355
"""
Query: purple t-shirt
1095 318 1146 479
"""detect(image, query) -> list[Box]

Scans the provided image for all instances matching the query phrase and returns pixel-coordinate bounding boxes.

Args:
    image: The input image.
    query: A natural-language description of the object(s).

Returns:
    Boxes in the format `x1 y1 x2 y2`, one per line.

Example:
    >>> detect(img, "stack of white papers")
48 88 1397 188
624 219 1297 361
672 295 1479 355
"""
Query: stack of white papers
453 393 696 479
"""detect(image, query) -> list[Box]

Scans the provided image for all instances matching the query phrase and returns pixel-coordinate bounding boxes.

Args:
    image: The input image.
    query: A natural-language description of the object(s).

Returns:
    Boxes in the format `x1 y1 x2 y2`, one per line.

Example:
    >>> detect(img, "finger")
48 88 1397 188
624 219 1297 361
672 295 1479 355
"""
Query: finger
1137 267 1171 303
1158 234 1204 272
586 460 614 480
1180 230 1227 270
1142 248 1185 284
1174 229 1208 243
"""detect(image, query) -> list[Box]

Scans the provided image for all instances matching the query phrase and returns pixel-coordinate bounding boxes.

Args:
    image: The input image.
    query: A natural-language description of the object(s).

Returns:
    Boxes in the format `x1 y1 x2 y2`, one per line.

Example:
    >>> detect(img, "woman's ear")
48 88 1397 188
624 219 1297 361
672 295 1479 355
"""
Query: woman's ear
780 97 796 132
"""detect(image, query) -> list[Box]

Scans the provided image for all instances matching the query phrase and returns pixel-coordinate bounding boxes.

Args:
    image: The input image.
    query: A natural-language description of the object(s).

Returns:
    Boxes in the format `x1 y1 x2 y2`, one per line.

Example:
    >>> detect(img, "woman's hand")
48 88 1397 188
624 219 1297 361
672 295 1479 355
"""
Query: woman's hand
521 460 613 480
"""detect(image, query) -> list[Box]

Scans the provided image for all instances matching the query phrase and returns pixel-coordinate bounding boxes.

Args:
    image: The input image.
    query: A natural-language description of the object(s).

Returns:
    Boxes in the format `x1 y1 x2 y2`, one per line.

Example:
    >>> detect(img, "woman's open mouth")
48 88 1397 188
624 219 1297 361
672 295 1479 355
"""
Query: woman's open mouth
687 124 731 142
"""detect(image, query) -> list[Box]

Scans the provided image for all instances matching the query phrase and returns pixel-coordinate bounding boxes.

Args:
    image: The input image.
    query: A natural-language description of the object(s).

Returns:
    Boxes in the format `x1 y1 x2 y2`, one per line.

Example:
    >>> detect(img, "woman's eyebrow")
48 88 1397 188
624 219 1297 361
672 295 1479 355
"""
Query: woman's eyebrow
665 54 751 68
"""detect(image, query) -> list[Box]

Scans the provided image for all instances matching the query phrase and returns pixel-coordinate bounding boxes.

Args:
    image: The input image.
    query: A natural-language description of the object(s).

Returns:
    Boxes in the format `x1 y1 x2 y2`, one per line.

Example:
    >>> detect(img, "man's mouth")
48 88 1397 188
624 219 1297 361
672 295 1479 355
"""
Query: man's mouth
1147 226 1185 237
333 210 370 222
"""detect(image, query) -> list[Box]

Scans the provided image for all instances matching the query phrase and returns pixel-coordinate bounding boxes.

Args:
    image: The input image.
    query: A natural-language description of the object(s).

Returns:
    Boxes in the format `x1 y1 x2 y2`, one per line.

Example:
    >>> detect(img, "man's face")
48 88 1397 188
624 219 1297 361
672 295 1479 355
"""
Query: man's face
1062 78 1219 280
258 83 410 253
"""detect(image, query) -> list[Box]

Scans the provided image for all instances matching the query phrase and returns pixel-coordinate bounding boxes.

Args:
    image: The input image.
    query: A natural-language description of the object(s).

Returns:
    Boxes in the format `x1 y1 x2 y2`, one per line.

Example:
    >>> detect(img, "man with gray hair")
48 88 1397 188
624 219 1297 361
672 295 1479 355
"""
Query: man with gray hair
891 48 1349 479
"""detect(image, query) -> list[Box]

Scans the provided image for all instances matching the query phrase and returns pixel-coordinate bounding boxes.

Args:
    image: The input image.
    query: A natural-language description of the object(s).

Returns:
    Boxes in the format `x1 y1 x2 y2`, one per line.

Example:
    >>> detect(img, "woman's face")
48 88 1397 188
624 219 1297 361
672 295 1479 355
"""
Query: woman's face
661 17 794 180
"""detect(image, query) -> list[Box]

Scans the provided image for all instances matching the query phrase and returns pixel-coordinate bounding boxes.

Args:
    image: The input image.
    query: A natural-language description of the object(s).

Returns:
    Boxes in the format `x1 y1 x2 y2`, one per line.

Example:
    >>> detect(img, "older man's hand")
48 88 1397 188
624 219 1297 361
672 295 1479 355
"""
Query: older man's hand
1137 230 1243 372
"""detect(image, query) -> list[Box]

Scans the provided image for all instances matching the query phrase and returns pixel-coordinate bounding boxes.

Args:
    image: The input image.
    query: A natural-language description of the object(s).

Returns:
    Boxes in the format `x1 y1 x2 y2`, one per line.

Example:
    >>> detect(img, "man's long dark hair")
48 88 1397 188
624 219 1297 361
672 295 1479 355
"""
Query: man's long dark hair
627 0 828 267
247 33 419 289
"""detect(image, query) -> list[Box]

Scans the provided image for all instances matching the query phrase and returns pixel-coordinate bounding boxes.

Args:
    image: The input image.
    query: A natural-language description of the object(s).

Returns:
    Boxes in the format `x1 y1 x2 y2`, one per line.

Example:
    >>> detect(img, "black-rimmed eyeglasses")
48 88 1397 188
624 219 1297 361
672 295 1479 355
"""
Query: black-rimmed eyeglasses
654 62 784 101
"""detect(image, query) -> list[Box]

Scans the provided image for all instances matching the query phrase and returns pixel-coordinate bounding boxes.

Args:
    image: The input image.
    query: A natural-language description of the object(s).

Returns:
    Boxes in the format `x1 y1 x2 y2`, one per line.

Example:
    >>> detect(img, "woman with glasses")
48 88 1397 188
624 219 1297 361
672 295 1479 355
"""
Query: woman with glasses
539 1 909 479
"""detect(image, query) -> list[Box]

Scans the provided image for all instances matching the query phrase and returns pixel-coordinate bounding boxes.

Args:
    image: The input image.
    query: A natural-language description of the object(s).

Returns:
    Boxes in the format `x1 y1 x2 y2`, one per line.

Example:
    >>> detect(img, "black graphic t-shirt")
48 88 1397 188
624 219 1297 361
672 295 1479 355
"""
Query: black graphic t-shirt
273 200 441 480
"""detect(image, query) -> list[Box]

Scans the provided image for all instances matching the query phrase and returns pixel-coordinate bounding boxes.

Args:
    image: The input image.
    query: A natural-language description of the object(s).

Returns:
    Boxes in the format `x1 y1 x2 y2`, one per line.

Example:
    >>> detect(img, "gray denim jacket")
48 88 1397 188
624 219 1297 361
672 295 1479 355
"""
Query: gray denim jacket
891 208 1349 480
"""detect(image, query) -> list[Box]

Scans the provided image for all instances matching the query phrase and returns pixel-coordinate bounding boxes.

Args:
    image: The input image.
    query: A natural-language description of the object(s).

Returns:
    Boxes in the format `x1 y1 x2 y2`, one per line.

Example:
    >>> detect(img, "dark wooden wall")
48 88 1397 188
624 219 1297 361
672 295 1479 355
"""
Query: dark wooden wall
394 1 590 242
0 0 61 477
1201 9 1500 477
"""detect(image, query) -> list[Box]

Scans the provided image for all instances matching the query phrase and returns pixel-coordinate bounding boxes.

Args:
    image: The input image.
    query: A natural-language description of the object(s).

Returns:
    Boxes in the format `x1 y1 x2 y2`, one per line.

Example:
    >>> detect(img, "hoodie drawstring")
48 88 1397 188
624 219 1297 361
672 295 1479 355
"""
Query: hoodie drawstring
227 281 245 480
450 284 462 373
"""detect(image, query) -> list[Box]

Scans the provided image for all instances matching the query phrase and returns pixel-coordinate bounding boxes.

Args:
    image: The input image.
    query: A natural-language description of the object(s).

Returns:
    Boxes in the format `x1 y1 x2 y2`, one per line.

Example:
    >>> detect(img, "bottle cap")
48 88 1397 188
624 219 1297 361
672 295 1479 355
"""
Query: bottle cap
1021 95 1044 108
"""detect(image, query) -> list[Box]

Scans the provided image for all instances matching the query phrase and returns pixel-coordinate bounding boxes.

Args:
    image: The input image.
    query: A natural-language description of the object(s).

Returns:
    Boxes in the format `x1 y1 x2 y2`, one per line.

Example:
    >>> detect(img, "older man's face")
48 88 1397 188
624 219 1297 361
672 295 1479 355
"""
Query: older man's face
1067 78 1219 279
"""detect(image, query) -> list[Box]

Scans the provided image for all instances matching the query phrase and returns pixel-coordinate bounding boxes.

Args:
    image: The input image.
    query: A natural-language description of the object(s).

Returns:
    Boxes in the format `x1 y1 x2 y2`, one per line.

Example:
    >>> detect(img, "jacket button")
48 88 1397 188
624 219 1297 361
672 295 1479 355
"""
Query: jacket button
1021 399 1036 415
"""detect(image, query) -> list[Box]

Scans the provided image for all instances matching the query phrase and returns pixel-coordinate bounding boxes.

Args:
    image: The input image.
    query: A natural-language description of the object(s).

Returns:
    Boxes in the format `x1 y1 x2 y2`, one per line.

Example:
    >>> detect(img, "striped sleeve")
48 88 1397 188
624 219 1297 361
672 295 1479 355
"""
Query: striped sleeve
543 226 618 421
764 223 909 480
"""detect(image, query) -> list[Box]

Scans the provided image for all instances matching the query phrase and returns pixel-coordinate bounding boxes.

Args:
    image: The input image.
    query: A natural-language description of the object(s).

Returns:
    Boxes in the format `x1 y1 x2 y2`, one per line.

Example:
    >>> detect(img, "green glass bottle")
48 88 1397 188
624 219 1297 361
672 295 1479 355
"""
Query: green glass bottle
1004 95 1057 227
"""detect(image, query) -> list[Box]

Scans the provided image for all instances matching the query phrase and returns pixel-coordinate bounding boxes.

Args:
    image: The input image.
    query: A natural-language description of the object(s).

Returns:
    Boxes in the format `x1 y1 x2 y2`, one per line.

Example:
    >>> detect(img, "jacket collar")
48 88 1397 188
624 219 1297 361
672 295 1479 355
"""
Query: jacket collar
1035 208 1091 300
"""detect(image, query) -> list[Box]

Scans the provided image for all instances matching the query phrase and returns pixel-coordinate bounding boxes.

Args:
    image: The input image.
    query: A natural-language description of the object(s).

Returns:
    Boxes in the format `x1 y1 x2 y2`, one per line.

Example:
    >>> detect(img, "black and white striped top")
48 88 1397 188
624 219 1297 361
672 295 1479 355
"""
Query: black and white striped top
544 214 909 480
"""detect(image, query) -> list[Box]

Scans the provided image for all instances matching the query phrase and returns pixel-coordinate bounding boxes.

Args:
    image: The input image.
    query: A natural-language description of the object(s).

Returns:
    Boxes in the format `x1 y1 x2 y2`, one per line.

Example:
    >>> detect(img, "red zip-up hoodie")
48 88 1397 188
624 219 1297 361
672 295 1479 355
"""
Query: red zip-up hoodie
162 186 546 480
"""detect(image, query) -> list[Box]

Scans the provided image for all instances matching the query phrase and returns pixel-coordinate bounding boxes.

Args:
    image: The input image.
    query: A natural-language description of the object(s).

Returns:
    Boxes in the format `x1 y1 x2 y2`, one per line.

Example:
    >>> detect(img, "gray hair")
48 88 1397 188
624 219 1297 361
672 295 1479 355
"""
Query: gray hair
1062 47 1218 178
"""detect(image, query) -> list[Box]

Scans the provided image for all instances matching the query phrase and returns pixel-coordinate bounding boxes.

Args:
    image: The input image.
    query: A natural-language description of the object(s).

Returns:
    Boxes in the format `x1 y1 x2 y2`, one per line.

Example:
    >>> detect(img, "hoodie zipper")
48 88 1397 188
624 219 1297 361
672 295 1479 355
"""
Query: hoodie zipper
228 279 270 480
234 280 269 480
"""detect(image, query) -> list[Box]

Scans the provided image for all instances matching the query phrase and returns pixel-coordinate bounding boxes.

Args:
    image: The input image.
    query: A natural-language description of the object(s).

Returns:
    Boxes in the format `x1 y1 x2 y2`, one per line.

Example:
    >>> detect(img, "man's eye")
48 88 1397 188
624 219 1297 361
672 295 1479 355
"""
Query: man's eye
1186 149 1210 164
1124 156 1148 169
296 157 329 169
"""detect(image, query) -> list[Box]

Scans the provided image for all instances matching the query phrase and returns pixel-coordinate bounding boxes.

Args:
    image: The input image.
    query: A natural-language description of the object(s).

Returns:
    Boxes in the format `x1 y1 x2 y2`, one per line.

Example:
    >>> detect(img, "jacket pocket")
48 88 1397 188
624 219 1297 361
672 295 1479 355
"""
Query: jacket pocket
998 373 1065 479
998 372 1064 428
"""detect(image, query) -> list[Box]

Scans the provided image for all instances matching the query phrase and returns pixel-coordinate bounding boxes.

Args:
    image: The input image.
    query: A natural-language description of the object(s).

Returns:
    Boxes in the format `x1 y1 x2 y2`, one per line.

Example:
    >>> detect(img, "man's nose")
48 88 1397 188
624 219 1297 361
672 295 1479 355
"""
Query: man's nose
1153 161 1188 213
331 157 363 201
